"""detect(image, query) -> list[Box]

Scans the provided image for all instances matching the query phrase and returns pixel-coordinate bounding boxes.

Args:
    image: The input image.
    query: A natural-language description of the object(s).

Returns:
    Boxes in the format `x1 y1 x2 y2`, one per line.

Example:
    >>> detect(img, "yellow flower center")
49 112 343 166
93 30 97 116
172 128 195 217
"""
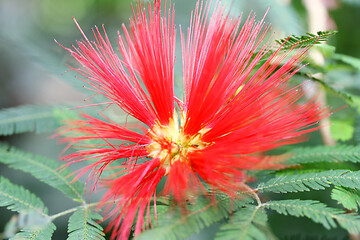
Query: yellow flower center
147 111 210 174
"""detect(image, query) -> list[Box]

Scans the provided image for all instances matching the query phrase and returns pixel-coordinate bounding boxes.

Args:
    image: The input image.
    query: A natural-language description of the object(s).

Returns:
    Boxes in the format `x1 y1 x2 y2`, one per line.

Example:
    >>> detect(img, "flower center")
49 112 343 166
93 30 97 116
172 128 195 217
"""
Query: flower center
147 111 210 174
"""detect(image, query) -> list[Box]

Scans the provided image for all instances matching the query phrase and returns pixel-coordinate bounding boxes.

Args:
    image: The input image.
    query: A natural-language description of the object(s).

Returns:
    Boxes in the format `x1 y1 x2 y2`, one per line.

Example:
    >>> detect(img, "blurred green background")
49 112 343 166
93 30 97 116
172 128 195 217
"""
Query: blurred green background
0 0 359 239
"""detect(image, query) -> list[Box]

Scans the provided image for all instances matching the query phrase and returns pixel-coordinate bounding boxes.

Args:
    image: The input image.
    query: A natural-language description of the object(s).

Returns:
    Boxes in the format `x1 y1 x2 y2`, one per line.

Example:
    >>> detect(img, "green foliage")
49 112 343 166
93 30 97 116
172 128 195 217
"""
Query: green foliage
137 196 251 240
355 114 360 144
285 145 360 164
0 177 48 215
351 95 360 114
215 206 275 240
263 199 360 234
0 105 61 136
332 53 360 71
340 0 360 6
10 222 56 240
275 31 337 50
330 119 354 142
314 44 336 58
332 187 360 212
0 144 85 202
257 170 360 193
67 208 105 240
300 72 354 104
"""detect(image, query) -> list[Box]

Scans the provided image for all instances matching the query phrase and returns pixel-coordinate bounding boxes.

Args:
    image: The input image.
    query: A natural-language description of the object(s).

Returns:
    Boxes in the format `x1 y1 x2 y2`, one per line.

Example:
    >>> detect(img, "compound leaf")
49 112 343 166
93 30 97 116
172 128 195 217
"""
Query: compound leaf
0 176 48 215
0 144 85 202
263 199 360 234
257 170 360 193
67 208 105 240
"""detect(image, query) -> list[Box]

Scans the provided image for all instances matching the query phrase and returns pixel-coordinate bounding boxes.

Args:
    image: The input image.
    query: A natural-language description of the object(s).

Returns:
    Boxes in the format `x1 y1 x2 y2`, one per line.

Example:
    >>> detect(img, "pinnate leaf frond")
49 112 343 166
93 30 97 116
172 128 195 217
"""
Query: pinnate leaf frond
257 170 360 193
0 144 85 202
0 176 48 215
67 208 105 240
215 206 275 240
276 31 337 50
332 187 360 212
137 196 251 240
263 199 360 234
285 145 360 164
0 105 61 136
10 222 56 240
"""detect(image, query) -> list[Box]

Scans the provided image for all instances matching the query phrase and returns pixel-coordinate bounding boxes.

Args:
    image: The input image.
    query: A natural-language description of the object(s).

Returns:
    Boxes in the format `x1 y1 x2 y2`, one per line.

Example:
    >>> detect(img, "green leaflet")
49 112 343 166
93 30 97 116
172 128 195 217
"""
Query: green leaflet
332 187 360 212
0 105 61 136
263 199 360 234
0 144 85 202
333 53 360 71
313 44 336 57
257 169 360 193
255 32 337 67
10 222 56 240
215 206 275 240
351 95 360 114
137 196 252 240
0 177 48 215
67 208 105 240
330 119 355 142
275 31 337 50
285 145 360 164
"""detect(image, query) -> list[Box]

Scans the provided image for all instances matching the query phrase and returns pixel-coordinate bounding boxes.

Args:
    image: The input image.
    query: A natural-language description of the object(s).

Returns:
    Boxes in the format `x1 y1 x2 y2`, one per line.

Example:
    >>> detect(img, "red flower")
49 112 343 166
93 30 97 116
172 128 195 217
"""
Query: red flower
59 0 327 239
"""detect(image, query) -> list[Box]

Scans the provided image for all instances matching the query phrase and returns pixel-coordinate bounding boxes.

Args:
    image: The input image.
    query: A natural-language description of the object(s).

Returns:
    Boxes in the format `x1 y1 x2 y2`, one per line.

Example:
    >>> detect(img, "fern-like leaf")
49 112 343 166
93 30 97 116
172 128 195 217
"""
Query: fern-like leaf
257 170 360 193
10 222 56 240
137 197 251 240
67 208 105 240
275 31 337 50
285 145 360 164
0 144 85 202
332 187 360 212
0 176 48 215
263 199 360 234
0 105 61 136
215 206 275 240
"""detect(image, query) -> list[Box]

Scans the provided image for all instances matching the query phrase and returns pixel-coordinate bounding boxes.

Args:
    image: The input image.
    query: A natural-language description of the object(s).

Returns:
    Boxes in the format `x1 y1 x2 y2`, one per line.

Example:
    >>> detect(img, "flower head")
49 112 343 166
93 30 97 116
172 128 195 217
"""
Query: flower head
59 0 326 239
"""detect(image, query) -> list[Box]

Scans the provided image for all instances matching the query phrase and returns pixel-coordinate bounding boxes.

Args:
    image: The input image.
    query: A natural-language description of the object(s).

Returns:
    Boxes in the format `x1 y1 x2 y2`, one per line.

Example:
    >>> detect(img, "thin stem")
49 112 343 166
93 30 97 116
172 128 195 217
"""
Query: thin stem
49 205 83 220
240 183 262 206
49 200 114 220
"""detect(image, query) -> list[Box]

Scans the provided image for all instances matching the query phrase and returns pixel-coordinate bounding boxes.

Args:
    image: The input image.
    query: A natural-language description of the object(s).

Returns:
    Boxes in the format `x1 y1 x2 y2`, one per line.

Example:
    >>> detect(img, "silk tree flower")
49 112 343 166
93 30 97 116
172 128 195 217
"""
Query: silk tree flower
58 0 327 239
